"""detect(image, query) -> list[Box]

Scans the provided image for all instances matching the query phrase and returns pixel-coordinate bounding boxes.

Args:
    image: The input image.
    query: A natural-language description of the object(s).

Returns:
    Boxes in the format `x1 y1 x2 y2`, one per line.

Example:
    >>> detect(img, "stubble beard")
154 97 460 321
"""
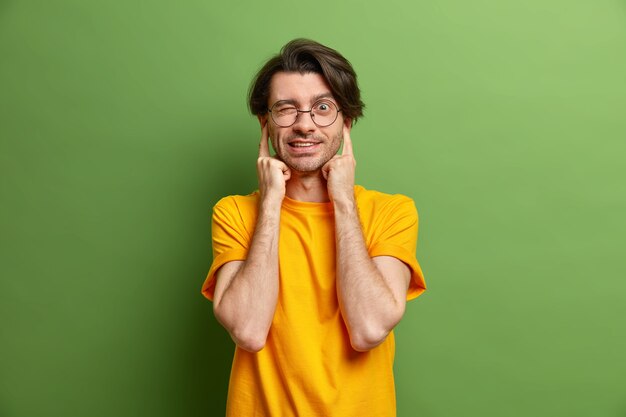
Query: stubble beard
272 131 342 174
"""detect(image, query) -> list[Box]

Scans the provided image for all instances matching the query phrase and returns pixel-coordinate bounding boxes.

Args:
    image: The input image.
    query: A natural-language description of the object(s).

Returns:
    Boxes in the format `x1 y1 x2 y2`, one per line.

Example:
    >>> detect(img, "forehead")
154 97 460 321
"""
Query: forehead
268 72 333 104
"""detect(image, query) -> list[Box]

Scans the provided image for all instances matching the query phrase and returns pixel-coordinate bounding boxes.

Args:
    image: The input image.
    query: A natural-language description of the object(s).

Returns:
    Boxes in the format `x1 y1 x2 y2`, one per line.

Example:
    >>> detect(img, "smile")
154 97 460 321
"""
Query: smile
290 142 317 148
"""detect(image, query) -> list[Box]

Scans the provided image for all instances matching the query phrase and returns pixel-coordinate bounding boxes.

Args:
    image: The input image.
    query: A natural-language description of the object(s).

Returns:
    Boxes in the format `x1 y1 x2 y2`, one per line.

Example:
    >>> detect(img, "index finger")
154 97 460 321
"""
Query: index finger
258 123 270 158
341 124 353 156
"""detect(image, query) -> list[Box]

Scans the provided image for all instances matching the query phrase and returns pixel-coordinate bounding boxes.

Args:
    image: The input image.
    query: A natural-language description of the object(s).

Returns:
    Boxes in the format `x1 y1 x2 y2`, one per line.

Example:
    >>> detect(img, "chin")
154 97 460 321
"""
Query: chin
288 162 324 174
283 157 327 173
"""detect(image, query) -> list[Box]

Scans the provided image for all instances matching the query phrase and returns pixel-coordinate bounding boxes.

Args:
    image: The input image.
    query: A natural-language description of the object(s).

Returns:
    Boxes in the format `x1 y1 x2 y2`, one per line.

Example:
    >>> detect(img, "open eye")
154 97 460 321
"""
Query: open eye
313 100 334 114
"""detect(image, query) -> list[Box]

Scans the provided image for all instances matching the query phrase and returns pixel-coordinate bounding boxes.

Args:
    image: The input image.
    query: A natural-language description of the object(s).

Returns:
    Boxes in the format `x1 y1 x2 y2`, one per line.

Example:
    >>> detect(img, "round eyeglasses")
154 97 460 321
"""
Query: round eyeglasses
268 100 341 128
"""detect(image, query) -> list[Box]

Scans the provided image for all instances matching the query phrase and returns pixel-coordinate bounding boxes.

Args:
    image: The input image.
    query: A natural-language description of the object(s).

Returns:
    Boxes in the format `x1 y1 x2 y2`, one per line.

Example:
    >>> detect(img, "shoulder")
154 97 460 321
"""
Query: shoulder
355 185 417 218
212 191 260 229
213 191 260 213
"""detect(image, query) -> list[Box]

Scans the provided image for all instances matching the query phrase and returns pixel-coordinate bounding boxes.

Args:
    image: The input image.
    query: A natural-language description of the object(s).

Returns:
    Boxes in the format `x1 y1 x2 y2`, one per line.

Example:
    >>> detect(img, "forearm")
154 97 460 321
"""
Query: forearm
213 200 281 352
334 199 405 351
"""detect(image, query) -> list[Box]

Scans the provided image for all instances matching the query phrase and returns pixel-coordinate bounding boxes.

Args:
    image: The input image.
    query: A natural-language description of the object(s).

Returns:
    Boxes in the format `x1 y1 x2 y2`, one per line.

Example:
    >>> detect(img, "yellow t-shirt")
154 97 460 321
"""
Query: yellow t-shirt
202 185 426 417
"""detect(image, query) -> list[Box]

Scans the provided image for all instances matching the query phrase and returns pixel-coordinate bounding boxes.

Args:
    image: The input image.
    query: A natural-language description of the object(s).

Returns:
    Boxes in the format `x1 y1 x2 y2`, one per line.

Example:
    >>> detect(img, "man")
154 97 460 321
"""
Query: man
202 38 426 417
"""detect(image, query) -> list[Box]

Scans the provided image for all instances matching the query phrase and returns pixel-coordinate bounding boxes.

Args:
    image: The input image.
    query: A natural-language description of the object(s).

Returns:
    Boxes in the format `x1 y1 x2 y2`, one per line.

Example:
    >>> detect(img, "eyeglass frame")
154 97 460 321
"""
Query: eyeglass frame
267 99 342 128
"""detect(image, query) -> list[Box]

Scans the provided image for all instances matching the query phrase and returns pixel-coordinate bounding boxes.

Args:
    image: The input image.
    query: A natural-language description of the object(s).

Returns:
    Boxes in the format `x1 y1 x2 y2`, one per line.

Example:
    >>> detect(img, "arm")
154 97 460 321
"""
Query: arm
334 200 411 352
323 124 411 351
212 123 290 352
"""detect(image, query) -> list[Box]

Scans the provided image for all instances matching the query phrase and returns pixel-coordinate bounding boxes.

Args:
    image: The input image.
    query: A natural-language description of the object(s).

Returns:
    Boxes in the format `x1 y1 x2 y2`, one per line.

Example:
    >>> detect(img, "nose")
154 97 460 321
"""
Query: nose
292 110 316 132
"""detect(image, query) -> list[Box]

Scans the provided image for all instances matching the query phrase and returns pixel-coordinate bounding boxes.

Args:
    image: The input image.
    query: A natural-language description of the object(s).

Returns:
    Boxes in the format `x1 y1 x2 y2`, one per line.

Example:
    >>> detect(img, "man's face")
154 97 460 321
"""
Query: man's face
263 72 349 173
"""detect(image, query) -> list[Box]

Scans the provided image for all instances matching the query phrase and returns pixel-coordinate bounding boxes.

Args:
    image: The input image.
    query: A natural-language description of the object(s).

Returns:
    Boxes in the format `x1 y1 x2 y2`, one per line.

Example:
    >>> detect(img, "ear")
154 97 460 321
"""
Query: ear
258 114 269 129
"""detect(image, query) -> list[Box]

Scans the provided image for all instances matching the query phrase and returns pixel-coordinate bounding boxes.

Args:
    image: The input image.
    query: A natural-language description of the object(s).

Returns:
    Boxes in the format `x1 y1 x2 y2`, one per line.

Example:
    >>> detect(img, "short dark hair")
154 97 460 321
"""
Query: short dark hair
248 39 364 122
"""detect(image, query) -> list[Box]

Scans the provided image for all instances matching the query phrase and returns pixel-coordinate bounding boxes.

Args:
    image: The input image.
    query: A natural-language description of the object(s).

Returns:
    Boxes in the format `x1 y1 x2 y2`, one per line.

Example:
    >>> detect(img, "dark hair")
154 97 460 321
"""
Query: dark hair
248 38 364 122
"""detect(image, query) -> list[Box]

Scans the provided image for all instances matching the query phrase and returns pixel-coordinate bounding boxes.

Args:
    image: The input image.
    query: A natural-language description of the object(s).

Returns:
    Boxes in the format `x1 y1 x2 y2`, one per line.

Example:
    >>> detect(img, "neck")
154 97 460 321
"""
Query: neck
285 170 329 203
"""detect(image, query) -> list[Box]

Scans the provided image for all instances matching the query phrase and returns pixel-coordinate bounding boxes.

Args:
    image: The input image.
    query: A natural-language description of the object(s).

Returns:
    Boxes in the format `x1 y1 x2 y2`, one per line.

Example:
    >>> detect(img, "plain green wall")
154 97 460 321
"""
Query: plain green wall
1 1 625 416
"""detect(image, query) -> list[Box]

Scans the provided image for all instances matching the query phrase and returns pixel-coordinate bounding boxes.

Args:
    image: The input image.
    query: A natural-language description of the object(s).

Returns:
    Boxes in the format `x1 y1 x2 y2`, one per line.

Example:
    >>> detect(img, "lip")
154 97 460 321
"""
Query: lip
286 140 322 154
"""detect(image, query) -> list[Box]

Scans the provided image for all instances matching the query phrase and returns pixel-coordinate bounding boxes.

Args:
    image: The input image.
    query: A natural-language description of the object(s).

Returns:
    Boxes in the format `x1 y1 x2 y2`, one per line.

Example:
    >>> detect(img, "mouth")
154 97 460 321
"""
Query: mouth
287 139 322 153
289 142 318 148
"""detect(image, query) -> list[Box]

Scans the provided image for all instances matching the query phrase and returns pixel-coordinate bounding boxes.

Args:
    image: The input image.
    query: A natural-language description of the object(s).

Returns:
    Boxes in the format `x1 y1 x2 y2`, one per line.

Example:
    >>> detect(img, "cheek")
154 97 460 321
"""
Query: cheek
268 125 278 150
331 127 343 153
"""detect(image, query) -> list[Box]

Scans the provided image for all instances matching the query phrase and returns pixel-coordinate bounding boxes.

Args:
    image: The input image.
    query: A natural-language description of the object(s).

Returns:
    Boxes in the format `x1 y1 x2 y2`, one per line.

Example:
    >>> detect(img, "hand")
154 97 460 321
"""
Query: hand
322 124 356 204
257 122 291 205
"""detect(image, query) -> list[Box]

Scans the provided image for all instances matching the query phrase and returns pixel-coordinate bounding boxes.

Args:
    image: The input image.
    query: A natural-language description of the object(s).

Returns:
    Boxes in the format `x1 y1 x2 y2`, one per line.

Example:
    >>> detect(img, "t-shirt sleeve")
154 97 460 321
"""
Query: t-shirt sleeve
201 196 251 301
368 196 426 301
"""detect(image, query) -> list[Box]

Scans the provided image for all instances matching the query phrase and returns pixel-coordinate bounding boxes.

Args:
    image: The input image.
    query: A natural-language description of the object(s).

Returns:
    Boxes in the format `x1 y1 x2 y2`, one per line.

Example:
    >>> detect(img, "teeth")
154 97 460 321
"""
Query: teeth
292 142 315 147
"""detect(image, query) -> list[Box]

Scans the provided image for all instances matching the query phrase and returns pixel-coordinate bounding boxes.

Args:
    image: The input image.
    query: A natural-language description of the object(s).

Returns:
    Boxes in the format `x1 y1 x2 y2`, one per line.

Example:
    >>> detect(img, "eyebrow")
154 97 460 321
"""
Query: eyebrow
273 93 336 106
312 93 335 102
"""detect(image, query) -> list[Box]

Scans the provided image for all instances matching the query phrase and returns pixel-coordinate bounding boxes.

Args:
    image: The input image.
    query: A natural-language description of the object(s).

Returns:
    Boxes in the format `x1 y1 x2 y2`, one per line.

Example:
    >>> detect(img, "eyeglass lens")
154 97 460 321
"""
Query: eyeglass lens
271 100 338 127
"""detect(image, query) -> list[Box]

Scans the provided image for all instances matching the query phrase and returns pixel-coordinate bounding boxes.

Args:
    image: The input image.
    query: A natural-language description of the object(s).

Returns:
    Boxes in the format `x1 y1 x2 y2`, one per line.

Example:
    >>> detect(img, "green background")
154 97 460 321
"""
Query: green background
1 1 625 416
